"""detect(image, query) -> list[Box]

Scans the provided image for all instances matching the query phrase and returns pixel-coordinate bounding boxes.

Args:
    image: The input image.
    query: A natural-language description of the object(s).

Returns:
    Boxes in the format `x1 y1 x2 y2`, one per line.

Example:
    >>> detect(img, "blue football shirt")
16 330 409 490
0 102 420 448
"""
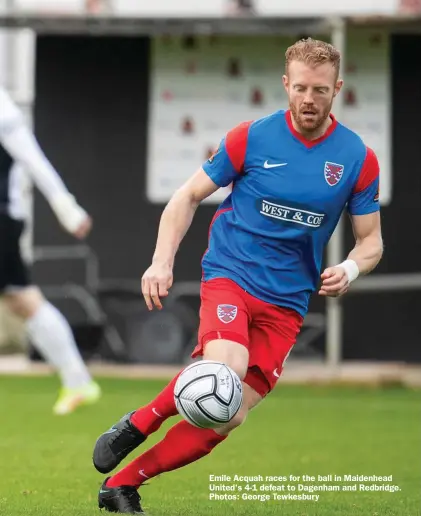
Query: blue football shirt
201 109 380 317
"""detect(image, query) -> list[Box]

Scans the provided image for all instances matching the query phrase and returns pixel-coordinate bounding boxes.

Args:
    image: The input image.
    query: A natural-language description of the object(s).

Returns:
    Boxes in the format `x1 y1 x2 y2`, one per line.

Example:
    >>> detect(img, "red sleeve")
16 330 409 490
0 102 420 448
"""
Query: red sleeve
225 121 252 173
353 147 379 193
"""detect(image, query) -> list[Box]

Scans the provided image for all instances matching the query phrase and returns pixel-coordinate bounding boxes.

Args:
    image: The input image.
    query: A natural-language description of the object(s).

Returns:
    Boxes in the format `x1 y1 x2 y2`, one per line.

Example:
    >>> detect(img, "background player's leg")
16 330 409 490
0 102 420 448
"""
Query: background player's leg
3 287 100 413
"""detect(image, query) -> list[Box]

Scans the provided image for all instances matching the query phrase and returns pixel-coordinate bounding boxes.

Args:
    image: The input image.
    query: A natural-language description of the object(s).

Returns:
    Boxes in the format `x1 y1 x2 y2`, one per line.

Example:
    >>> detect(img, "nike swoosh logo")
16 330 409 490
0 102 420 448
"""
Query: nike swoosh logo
273 368 280 378
103 427 118 434
264 160 287 169
100 489 110 494
152 407 162 417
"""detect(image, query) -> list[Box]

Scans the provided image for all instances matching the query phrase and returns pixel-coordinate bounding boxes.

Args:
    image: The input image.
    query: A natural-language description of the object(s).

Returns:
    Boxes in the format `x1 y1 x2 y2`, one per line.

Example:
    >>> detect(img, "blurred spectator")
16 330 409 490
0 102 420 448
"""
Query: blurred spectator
181 117 195 135
251 87 264 106
226 0 257 16
85 0 112 14
227 58 242 78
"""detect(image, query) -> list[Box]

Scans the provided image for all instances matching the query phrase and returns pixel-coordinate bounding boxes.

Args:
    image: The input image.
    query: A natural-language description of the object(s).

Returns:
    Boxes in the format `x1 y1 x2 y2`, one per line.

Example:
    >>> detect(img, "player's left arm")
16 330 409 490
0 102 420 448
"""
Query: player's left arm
347 211 383 274
319 147 383 297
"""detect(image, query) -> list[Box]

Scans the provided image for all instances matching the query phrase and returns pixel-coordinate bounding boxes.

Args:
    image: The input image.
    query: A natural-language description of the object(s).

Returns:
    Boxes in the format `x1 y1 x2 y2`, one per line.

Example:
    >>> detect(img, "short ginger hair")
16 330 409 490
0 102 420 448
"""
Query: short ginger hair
285 38 341 79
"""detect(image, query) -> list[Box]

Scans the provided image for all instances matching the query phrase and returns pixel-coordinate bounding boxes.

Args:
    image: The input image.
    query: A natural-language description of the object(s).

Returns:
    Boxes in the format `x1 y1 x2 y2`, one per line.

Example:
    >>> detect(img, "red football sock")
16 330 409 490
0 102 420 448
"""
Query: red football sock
106 420 227 488
130 373 181 436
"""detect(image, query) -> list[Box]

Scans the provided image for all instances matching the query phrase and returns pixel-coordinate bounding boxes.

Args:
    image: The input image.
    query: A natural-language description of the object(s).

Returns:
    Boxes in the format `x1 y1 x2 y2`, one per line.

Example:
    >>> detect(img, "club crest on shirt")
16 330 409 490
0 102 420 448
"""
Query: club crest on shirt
217 304 238 324
324 161 344 186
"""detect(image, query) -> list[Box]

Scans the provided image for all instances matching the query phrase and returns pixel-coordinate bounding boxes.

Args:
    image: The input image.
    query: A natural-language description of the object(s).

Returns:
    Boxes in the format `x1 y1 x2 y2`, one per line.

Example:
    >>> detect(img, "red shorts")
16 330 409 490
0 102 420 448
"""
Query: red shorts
192 278 303 397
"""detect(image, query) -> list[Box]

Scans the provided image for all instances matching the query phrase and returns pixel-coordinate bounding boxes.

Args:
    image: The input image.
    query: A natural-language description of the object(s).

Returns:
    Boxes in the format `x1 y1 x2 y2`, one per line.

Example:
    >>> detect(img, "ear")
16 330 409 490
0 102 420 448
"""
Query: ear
334 79 344 97
282 74 289 94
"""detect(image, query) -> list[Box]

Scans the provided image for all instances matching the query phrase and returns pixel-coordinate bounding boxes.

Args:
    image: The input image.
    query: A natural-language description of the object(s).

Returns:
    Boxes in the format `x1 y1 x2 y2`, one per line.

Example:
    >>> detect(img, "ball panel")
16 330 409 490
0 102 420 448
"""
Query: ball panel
175 398 208 428
173 360 243 430
214 365 235 404
174 360 220 396
197 395 231 423
177 375 215 401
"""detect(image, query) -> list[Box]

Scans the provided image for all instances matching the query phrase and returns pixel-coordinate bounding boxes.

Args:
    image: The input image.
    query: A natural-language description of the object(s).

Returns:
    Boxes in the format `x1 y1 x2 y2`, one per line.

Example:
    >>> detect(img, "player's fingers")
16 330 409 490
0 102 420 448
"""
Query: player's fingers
319 281 342 295
322 274 345 289
321 273 342 286
319 288 339 297
319 277 349 296
321 267 335 279
318 288 334 296
338 285 349 297
320 283 342 293
158 280 169 298
149 280 163 310
338 278 350 293
141 277 153 311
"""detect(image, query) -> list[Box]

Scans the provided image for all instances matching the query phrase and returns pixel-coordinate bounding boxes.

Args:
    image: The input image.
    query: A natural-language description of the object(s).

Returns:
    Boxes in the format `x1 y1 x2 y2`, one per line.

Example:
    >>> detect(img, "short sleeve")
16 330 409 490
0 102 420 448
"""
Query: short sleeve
348 147 380 216
0 87 23 137
202 121 252 188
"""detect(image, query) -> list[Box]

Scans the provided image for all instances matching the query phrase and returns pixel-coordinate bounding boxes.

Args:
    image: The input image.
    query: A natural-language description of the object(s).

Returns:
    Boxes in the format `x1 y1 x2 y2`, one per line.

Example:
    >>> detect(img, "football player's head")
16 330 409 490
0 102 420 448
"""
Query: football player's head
283 38 343 134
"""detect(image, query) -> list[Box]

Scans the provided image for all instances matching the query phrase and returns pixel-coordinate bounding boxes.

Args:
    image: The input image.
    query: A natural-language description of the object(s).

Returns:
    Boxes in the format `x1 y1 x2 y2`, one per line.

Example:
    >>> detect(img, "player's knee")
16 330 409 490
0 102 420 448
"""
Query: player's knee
215 383 261 436
3 287 44 320
216 404 248 435
203 338 249 379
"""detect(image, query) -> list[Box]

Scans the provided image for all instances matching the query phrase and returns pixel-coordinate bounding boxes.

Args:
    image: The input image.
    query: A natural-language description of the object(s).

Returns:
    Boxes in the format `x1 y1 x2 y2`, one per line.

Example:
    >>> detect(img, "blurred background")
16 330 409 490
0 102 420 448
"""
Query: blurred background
0 0 420 383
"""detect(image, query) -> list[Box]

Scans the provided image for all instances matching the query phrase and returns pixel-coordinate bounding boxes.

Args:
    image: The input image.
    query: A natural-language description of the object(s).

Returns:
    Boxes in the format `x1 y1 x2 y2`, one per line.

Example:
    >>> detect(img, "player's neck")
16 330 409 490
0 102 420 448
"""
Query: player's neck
291 114 333 141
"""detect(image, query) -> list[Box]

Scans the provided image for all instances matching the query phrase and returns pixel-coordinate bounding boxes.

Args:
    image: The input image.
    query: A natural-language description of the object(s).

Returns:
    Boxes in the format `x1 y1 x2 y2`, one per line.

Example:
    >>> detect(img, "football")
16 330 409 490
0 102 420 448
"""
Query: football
174 360 243 429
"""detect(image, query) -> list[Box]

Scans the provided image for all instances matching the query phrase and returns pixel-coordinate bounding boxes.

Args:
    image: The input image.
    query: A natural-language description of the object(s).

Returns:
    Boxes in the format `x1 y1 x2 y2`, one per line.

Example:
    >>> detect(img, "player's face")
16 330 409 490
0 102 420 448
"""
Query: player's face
283 60 343 134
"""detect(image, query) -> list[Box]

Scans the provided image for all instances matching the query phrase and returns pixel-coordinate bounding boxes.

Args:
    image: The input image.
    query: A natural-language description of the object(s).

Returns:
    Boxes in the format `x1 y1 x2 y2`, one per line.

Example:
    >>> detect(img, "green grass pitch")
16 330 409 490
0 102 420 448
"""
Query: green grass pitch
0 375 419 516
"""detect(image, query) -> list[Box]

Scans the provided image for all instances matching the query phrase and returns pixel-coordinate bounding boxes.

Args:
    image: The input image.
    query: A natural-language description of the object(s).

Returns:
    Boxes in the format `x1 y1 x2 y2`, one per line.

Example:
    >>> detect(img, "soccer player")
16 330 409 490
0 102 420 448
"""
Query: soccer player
0 85 101 414
93 38 383 513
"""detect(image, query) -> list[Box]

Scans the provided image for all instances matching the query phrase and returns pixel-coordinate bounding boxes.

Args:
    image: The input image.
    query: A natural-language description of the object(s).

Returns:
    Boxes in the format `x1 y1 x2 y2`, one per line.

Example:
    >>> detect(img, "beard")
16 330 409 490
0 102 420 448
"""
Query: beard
289 100 333 135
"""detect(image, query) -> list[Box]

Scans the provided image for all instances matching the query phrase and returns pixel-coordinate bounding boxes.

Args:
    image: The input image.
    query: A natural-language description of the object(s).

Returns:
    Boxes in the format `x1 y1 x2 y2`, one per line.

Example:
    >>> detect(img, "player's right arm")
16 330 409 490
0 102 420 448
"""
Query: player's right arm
142 121 250 311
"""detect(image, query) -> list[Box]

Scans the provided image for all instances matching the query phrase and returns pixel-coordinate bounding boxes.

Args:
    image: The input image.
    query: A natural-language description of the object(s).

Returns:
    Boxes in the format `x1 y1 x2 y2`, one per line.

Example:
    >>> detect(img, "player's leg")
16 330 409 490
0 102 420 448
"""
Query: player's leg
3 286 101 413
93 336 250 476
98 379 263 514
97 340 266 513
93 278 251 475
1 214 100 412
129 278 251 433
2 215 100 414
95 278 255 512
244 297 304 406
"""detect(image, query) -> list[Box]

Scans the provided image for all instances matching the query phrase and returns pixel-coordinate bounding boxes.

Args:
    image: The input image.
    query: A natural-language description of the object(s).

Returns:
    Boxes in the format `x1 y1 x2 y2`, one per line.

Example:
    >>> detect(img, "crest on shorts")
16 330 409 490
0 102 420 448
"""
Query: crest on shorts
217 304 238 324
324 161 344 186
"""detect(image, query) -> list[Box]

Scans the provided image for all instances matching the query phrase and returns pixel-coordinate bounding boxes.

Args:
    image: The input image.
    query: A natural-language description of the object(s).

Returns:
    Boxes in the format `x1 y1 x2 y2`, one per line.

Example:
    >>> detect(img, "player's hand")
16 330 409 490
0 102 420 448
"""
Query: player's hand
71 215 93 240
141 261 173 311
318 266 349 297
